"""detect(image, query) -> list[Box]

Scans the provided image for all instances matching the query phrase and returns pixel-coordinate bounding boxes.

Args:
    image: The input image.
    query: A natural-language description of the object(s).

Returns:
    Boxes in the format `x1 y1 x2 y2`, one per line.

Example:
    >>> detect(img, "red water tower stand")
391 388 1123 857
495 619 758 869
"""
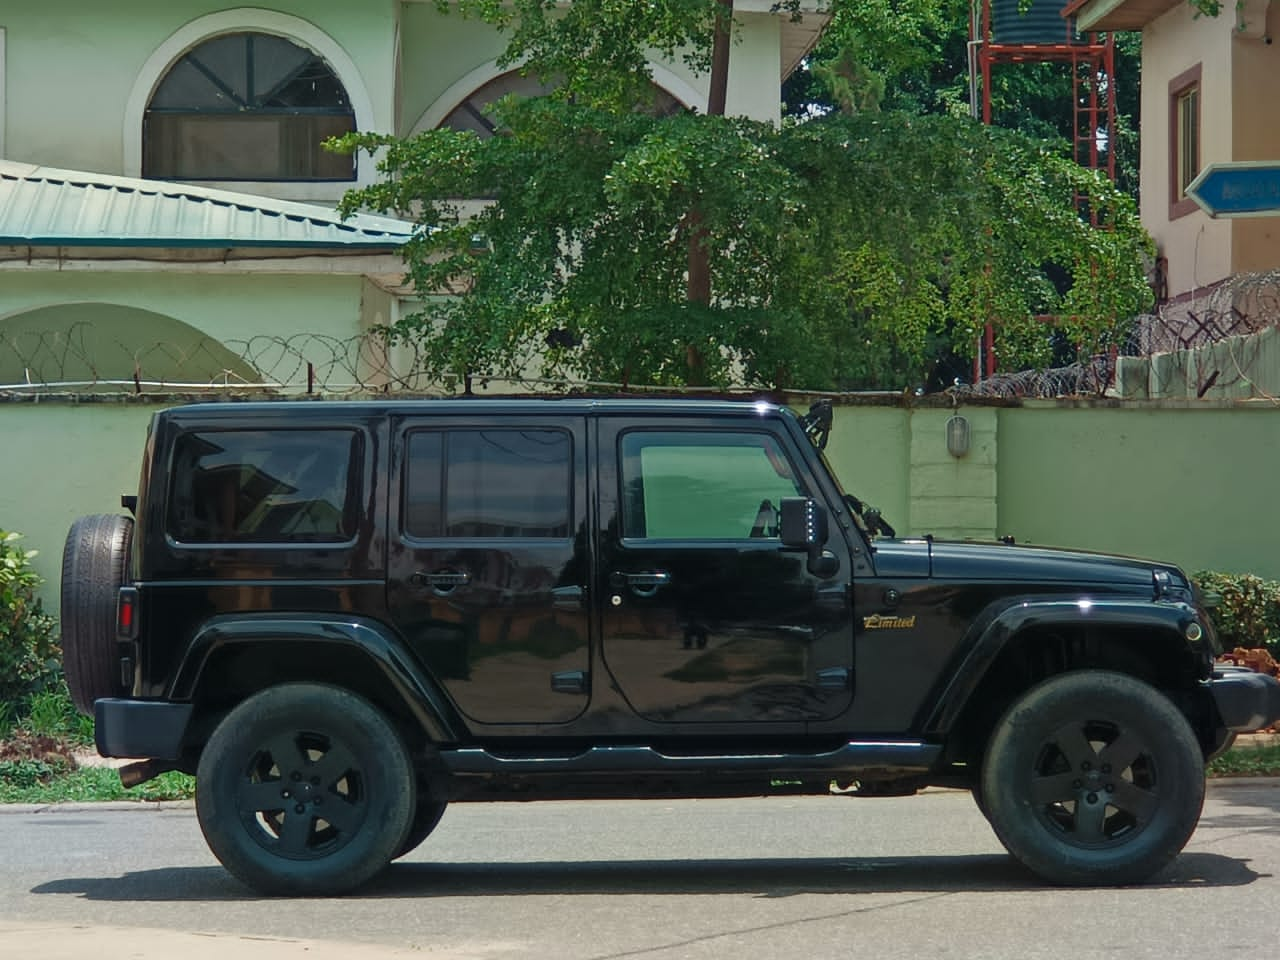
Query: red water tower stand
971 0 1115 383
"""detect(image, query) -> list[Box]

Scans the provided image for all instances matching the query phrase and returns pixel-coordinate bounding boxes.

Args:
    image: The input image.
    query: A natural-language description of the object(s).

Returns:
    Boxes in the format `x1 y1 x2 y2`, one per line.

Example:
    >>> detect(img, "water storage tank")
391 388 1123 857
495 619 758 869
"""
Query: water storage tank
990 0 1085 45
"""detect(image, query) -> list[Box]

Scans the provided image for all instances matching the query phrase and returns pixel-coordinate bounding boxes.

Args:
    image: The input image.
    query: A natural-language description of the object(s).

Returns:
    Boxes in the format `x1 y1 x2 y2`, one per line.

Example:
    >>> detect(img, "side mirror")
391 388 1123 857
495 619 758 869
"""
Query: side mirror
779 498 839 578
780 497 828 549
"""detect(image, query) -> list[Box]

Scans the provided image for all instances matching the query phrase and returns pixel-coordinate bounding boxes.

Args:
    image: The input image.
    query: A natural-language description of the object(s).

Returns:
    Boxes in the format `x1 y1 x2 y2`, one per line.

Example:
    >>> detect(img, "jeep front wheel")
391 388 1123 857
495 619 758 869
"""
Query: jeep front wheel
981 670 1205 886
196 684 415 896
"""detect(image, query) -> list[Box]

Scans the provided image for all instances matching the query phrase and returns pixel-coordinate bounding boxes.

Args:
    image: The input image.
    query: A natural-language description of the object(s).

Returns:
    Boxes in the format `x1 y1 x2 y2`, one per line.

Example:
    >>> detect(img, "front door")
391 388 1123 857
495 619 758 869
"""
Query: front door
596 418 854 725
387 415 590 725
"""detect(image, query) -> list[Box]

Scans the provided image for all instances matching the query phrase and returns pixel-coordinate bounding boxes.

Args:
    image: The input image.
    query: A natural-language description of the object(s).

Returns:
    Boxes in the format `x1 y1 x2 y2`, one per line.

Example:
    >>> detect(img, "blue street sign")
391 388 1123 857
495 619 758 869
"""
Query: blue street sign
1186 162 1280 218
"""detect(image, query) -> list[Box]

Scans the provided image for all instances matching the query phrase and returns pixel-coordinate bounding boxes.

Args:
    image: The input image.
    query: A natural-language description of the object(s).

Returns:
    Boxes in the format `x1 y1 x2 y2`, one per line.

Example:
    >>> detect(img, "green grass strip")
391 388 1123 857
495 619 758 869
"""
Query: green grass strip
1207 740 1280 778
0 765 194 804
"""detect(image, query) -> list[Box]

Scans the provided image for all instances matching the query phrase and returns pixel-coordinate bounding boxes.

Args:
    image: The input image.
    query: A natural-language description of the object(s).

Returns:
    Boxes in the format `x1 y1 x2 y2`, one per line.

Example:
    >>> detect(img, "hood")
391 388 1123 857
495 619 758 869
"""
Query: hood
872 538 1176 591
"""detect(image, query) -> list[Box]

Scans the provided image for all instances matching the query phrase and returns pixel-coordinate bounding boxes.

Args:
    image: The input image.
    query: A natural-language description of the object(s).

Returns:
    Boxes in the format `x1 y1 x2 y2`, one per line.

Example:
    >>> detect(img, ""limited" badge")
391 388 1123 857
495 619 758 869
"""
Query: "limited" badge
863 614 917 630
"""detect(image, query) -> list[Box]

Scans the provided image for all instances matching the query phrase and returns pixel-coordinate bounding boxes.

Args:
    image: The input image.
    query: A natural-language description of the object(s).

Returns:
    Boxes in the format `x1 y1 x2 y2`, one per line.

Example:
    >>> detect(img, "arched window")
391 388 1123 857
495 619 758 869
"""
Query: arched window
438 71 683 137
144 32 355 182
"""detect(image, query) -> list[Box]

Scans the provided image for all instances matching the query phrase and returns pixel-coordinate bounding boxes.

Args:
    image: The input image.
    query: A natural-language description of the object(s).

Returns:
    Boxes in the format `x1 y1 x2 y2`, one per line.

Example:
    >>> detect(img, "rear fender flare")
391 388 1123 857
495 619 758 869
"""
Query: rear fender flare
171 613 464 744
924 597 1201 737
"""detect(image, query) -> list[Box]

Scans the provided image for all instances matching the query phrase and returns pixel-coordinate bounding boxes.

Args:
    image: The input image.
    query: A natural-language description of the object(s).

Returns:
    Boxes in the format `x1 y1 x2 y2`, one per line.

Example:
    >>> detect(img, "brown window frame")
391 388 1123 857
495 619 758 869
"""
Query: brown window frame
1169 63 1202 221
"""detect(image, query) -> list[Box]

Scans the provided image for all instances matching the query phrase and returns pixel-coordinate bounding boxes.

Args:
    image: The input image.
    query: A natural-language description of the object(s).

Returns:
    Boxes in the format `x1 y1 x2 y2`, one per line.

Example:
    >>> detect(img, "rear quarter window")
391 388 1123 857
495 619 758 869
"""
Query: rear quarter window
166 428 361 544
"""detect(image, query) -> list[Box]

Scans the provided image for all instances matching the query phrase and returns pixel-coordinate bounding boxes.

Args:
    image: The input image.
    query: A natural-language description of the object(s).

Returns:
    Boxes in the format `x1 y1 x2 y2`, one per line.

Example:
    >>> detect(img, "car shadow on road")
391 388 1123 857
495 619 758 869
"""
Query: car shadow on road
30 851 1261 902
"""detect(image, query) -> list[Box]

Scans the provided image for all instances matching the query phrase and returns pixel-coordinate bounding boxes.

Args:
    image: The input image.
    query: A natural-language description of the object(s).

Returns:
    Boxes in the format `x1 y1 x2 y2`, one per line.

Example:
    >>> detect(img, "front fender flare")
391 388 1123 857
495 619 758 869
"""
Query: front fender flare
923 597 1203 737
171 613 464 744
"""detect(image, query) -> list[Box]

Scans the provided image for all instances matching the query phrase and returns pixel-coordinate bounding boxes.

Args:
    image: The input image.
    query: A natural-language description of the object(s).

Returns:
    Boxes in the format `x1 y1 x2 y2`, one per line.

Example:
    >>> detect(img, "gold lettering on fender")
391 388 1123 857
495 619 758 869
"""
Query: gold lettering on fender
863 614 917 630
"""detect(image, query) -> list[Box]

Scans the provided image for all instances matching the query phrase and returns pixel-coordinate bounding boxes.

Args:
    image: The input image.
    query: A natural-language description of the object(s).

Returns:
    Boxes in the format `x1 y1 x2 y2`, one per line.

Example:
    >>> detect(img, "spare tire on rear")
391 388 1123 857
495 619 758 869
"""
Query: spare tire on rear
61 514 134 715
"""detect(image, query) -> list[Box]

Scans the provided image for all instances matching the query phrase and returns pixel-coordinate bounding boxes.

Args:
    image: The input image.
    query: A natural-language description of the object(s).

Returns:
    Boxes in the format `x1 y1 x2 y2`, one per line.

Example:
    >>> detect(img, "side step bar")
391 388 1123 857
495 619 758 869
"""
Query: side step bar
441 741 941 777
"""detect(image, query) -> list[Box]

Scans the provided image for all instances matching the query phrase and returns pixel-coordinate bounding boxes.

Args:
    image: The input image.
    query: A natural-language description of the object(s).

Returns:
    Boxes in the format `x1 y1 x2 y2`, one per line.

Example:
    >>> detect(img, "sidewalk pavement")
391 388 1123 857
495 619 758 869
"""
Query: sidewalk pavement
0 922 454 960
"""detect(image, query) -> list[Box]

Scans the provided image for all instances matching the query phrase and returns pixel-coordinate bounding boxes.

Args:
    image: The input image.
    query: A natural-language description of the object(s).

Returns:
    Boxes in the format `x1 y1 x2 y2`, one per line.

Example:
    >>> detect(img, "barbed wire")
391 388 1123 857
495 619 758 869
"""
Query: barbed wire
0 323 430 395
6 283 1280 401
957 271 1280 401
954 356 1116 400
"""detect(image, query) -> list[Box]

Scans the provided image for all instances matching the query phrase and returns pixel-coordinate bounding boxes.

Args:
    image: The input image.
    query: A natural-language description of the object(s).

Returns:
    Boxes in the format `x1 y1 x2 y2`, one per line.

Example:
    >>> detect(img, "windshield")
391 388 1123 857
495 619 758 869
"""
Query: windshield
811 445 870 535
796 400 892 539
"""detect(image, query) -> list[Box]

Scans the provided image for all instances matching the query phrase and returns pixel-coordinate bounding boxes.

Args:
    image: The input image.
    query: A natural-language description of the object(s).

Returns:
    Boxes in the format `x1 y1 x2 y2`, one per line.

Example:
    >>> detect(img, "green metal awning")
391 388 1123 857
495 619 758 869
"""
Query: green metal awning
0 161 414 249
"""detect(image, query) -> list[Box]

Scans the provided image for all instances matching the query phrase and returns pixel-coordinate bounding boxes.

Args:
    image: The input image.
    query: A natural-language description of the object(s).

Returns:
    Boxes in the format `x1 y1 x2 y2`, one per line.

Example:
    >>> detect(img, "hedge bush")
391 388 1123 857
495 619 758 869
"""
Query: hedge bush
1192 570 1280 655
0 531 59 706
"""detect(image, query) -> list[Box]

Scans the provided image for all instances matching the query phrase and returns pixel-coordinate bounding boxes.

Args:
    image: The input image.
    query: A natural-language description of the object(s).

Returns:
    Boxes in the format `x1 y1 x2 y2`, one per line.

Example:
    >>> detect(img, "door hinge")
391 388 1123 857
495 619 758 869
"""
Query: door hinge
815 667 851 691
551 670 589 694
551 585 584 610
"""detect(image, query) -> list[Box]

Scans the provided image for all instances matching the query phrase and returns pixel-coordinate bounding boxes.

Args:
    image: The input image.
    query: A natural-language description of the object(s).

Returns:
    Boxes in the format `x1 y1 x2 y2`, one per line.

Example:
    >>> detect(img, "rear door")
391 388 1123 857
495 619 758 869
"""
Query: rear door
387 415 590 725
596 415 854 726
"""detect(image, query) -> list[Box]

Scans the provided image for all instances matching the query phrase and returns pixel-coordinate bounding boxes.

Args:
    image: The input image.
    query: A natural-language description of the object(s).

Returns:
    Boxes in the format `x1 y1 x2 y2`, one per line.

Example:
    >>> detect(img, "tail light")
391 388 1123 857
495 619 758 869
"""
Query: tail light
117 586 139 640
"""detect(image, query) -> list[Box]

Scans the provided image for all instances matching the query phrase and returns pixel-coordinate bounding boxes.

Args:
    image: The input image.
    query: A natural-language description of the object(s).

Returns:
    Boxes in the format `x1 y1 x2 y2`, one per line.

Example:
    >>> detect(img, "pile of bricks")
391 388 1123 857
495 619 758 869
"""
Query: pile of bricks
1218 646 1280 677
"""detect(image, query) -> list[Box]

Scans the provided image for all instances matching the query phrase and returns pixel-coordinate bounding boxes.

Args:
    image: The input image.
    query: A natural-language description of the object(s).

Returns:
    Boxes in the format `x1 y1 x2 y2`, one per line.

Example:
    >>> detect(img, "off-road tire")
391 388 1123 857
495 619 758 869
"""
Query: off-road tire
60 514 133 715
981 670 1205 886
395 796 448 860
395 756 450 859
196 683 415 896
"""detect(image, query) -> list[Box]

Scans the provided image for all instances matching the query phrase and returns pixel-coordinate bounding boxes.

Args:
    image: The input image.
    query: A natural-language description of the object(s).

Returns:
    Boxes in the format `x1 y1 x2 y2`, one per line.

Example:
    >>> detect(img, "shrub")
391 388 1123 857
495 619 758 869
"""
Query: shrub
1192 570 1280 655
0 530 60 707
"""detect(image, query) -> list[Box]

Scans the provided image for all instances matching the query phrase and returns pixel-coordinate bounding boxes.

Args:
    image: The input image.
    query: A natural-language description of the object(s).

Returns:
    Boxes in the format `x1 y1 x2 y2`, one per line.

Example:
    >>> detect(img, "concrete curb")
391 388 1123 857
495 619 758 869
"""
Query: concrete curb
0 800 194 813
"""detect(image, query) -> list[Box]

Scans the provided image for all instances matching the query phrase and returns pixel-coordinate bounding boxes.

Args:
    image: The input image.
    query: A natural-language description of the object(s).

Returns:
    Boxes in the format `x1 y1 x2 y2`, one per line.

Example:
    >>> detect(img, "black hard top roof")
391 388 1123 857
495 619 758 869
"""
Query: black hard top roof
159 396 793 420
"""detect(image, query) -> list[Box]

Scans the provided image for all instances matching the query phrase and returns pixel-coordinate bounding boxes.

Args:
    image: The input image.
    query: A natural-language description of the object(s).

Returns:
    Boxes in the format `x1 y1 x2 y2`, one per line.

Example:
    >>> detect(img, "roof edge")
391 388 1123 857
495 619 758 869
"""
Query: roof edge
0 161 415 240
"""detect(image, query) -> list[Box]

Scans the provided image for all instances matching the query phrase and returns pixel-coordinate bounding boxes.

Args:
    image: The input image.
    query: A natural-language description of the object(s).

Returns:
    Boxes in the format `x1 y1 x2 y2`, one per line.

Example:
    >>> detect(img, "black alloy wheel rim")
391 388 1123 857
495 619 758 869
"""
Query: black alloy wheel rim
1028 719 1160 849
235 730 368 859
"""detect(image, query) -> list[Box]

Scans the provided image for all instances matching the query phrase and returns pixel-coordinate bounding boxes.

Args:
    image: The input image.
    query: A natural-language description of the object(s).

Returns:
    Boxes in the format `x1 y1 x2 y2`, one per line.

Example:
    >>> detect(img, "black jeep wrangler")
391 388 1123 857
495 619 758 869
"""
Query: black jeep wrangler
60 398 1280 895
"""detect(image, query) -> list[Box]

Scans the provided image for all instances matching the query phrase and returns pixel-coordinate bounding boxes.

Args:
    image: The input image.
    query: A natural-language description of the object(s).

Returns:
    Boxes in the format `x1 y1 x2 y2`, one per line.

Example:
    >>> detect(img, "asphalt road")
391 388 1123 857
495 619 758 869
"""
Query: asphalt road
1 781 1278 960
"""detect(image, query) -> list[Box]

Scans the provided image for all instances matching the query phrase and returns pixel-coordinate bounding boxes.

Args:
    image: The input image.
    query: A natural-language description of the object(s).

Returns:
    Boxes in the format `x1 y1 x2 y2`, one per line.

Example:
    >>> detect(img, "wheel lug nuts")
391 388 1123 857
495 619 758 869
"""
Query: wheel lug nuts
282 790 291 799
1087 792 1098 804
1105 784 1114 793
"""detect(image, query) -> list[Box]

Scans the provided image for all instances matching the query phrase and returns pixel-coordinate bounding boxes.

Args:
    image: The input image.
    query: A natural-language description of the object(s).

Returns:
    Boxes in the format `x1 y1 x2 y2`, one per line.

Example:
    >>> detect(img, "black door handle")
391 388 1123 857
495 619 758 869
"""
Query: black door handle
612 571 671 597
620 572 671 587
412 570 472 592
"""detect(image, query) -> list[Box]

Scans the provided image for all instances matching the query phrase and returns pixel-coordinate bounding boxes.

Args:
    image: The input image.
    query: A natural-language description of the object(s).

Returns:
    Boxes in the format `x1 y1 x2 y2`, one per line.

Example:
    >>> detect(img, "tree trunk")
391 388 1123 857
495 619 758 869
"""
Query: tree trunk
684 0 732 385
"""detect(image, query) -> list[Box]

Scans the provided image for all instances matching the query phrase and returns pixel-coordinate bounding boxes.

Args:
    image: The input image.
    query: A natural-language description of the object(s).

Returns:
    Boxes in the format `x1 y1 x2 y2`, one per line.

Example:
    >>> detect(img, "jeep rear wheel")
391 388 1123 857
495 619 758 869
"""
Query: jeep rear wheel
60 514 133 715
395 759 450 859
396 796 448 860
981 670 1205 886
196 684 415 896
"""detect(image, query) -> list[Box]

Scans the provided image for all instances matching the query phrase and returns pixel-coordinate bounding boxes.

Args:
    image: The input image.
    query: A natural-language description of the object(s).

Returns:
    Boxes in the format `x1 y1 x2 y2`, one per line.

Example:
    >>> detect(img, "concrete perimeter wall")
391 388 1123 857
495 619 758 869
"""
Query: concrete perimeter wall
2 396 1278 625
812 399 1278 582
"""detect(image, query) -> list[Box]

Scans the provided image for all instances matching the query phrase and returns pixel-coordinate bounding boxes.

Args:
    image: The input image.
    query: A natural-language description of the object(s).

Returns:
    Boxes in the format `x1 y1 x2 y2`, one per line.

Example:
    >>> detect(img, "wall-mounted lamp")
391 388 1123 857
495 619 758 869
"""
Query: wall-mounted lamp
945 414 971 458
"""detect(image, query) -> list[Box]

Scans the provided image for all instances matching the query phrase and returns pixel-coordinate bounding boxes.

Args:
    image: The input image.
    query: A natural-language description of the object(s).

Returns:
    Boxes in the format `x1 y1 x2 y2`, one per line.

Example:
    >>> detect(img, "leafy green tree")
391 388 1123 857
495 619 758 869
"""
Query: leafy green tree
786 3 1143 197
338 1 1154 391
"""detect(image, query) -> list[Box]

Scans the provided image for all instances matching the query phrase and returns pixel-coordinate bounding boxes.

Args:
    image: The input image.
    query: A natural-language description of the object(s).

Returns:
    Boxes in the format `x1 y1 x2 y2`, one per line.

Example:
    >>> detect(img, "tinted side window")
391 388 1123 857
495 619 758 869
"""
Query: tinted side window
620 431 804 540
167 429 359 543
404 429 571 539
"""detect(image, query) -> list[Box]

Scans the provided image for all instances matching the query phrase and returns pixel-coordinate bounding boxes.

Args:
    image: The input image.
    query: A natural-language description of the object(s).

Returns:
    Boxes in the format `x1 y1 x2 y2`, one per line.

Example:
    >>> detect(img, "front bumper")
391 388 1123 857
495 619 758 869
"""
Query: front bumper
94 698 192 759
1209 671 1280 733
